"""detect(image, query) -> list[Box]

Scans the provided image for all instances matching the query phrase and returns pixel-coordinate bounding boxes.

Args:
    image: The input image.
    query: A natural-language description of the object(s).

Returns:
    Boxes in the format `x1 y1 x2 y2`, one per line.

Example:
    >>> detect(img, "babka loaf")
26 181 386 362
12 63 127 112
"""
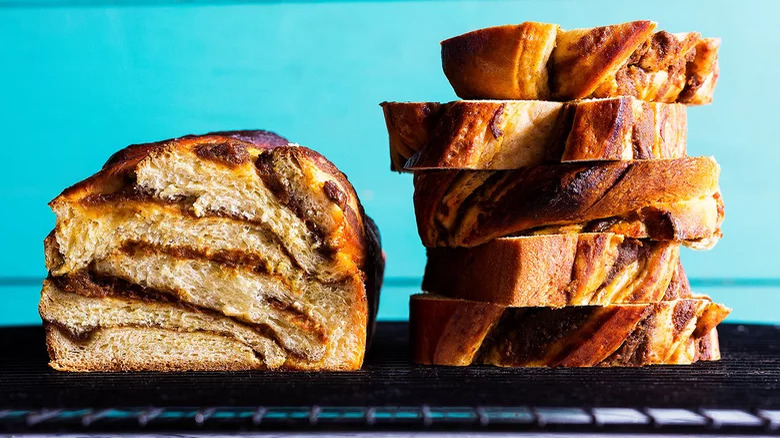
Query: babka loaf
41 130 384 371
410 293 730 367
424 233 687 307
441 21 719 104
414 156 723 249
381 97 686 171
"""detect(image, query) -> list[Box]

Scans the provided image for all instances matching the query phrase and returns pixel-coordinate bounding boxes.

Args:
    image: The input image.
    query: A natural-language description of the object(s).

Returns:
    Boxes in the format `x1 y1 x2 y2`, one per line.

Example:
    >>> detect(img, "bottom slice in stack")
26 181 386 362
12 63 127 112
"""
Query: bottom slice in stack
410 293 729 367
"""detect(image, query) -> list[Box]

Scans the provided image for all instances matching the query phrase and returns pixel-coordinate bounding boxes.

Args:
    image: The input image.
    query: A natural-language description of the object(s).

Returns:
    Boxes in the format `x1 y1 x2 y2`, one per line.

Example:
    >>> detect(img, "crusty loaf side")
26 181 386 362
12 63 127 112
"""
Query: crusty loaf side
381 97 686 171
410 294 729 367
440 22 559 102
413 157 723 248
42 131 384 371
441 21 719 104
424 233 685 307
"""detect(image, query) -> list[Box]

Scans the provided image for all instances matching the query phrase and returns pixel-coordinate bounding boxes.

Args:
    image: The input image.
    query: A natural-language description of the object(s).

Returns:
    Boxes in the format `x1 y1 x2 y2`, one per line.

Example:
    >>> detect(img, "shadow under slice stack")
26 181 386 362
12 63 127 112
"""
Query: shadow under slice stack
381 20 730 367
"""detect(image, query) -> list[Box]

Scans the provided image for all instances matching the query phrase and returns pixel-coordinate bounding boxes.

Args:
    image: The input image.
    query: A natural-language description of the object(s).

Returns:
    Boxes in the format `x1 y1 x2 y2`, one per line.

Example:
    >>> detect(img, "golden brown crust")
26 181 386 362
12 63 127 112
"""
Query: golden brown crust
254 145 365 265
382 97 686 171
441 22 559 100
413 157 722 248
553 21 657 99
381 101 443 171
441 21 719 104
410 294 729 367
61 131 286 202
423 233 685 307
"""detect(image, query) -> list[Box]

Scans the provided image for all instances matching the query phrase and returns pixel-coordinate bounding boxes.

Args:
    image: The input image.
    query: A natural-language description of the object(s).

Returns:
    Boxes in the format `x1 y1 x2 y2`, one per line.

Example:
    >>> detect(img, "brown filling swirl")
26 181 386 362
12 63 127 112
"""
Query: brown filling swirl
48 262 328 362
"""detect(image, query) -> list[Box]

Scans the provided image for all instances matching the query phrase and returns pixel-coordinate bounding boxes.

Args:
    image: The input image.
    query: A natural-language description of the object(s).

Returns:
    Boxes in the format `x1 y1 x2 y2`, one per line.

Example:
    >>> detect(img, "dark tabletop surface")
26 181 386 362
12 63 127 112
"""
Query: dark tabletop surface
1 322 778 410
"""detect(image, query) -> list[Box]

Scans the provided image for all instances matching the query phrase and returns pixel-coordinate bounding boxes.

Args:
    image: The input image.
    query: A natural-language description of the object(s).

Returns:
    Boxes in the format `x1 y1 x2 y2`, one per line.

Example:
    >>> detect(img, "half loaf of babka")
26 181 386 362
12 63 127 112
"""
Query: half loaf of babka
441 21 719 104
41 130 384 371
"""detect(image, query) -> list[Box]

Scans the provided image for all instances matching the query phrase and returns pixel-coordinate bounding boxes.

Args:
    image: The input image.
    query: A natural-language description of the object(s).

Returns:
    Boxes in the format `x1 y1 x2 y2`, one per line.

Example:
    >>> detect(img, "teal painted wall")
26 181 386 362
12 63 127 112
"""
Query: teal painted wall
1 0 778 325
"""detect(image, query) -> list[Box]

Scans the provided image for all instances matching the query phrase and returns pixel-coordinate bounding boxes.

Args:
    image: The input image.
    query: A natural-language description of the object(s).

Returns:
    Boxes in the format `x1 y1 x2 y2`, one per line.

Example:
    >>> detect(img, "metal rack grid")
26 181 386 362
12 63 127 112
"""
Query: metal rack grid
3 406 780 433
1 323 779 434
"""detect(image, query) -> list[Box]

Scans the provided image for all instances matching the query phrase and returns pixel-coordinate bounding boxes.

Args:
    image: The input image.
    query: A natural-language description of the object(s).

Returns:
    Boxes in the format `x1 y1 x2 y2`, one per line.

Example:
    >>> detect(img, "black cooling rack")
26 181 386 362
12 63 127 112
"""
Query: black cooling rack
1 322 779 434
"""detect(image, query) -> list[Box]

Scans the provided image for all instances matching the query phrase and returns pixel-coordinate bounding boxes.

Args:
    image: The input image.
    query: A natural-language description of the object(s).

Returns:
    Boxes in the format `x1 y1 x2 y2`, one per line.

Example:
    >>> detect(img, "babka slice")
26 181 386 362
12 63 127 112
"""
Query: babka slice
413 157 723 249
381 97 686 171
410 293 730 367
424 233 688 307
441 21 719 104
41 130 384 371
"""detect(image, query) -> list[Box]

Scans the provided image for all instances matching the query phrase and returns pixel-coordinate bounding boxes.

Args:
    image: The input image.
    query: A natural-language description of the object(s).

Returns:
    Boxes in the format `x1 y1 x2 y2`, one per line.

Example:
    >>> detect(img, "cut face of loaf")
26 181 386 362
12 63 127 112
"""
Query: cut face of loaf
441 21 719 104
42 131 384 371
424 233 689 307
414 157 723 249
381 97 686 171
410 293 730 367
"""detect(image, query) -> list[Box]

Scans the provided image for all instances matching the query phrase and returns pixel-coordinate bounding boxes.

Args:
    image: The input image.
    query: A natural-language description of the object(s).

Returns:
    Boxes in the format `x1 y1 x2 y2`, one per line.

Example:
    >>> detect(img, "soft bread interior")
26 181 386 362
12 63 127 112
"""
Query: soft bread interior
86 245 365 367
444 100 563 169
51 146 360 282
40 280 286 368
139 147 315 249
45 324 265 372
48 201 348 281
135 146 360 275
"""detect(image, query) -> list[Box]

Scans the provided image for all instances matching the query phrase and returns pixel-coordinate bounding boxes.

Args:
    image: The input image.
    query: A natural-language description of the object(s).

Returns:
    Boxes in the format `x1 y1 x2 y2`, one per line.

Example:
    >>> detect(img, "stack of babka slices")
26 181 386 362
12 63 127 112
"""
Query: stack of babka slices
382 20 731 367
